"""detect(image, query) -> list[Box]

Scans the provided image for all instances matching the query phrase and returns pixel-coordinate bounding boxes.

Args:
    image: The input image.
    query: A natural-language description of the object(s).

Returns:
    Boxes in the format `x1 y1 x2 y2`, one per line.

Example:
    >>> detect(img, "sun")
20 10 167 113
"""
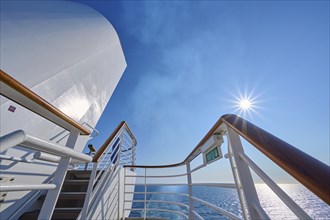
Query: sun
240 99 251 110
235 96 256 116
230 90 260 118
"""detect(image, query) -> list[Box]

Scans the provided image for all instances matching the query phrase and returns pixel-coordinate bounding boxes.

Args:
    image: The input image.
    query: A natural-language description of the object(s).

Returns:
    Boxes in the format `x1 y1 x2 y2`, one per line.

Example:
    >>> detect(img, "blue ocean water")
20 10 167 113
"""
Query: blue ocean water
129 184 330 219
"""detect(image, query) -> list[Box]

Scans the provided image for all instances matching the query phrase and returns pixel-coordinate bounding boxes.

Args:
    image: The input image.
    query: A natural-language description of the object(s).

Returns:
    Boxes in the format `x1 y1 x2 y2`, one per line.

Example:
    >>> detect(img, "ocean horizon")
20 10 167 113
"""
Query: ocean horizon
129 184 330 219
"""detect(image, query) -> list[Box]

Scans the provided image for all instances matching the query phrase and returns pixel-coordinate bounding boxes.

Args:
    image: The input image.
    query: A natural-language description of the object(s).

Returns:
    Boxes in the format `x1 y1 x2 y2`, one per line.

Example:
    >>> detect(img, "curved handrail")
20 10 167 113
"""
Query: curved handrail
221 114 330 205
92 121 137 162
124 114 330 205
0 69 90 135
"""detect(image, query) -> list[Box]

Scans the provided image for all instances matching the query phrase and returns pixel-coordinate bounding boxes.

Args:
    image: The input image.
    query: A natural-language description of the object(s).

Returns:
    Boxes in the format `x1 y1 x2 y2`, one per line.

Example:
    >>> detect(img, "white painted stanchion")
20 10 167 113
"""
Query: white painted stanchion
38 131 79 220
226 126 269 220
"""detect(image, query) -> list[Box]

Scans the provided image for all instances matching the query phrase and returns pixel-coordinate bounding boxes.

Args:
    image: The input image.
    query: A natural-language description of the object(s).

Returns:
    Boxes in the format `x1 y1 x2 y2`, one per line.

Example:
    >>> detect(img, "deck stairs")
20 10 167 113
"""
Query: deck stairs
124 218 166 220
19 170 100 220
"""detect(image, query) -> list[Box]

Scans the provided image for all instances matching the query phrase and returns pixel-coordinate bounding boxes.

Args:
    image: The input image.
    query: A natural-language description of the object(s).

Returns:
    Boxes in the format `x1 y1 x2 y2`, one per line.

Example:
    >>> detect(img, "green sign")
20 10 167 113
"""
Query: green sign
205 146 220 163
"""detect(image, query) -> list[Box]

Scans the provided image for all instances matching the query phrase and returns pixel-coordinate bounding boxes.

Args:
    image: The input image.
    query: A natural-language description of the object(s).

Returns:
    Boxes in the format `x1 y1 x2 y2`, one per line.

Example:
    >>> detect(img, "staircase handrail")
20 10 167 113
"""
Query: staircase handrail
92 121 137 162
0 130 92 162
124 114 330 205
79 121 137 219
0 69 90 135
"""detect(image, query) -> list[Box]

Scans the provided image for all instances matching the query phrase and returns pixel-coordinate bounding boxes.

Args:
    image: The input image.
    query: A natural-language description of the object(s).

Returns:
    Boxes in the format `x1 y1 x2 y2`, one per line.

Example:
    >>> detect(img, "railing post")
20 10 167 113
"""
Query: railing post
186 162 194 220
226 126 268 220
122 167 127 219
144 168 147 220
117 129 124 219
132 136 136 168
80 162 98 219
38 130 79 220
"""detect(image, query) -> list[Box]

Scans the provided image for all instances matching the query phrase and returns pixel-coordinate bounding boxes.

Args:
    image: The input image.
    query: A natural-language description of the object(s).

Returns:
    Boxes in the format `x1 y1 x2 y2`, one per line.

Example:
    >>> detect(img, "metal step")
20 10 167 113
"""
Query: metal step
63 179 90 184
19 208 82 220
19 171 91 219
39 192 86 200
61 179 89 192
36 192 87 208
58 192 86 199
124 218 167 220
65 170 92 180
65 170 104 180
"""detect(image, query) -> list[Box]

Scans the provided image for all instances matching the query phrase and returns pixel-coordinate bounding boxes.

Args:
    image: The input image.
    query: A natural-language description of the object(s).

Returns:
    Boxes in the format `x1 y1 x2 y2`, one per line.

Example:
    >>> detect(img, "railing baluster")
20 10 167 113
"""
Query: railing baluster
239 153 311 219
186 162 194 219
122 167 127 218
227 126 269 220
38 131 79 220
144 168 147 220
80 162 98 219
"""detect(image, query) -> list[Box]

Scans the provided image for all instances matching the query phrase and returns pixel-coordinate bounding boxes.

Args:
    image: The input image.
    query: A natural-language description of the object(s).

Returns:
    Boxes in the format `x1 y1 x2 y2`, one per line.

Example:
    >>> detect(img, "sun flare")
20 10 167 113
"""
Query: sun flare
240 99 251 110
230 90 260 118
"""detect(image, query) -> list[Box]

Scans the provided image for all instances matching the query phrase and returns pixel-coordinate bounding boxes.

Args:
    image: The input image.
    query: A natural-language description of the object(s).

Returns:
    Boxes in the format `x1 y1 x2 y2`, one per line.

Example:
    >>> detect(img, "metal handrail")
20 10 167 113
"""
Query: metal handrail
0 69 90 135
126 208 189 219
0 130 92 162
221 114 330 205
190 196 241 220
123 184 241 220
79 122 137 219
124 114 330 205
125 199 189 209
92 121 137 162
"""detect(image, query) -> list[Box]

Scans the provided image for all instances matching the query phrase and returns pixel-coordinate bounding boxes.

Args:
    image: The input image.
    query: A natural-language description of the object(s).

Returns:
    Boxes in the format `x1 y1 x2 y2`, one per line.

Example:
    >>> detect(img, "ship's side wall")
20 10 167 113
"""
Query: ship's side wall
0 1 126 217
0 0 126 148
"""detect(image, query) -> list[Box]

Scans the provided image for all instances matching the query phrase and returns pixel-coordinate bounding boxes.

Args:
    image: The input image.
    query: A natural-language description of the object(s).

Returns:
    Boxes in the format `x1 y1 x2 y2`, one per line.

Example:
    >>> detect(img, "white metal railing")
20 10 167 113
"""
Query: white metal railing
78 122 137 220
0 70 95 220
0 130 92 220
1 70 328 220
0 130 92 162
123 114 329 220
123 166 242 220
0 69 91 135
8 174 55 220
0 121 135 219
0 130 92 192
0 122 136 220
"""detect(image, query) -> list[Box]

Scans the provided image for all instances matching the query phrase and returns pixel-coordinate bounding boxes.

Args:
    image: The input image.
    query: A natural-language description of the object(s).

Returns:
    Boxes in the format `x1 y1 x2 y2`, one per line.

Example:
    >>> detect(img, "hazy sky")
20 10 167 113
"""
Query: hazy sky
76 0 329 182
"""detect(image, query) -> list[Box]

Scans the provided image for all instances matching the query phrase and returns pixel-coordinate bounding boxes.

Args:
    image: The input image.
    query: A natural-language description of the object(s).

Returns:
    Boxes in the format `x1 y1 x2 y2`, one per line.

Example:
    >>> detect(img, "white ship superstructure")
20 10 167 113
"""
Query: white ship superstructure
1 1 134 219
0 1 329 220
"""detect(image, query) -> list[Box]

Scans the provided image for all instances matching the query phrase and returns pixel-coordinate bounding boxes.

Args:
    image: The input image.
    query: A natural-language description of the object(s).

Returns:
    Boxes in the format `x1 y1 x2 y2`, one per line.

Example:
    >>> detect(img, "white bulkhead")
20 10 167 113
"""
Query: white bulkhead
0 1 126 217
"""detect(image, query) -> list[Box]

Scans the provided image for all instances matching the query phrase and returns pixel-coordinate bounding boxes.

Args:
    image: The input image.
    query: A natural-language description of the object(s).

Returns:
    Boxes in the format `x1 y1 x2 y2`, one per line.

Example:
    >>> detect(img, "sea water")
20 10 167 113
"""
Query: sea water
129 184 330 219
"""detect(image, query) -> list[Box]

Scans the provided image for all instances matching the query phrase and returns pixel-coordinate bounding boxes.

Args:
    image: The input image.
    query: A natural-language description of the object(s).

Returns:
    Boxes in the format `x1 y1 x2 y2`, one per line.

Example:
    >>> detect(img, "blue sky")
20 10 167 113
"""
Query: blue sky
76 1 329 182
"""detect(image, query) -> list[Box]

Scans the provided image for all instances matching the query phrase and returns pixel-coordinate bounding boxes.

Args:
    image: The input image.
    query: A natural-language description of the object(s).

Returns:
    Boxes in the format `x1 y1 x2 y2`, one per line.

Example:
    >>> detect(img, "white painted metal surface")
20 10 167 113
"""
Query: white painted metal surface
0 1 320 219
38 131 79 220
0 1 127 217
33 152 61 163
0 184 56 192
122 122 315 220
65 122 137 220
80 163 98 219
0 130 92 162
0 0 126 149
239 153 311 219
186 162 194 219
226 126 268 220
0 155 32 163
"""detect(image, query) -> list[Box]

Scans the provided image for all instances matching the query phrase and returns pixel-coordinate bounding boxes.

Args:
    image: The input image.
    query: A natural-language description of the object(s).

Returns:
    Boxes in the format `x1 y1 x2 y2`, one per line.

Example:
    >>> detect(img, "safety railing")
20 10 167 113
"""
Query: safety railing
123 114 329 220
79 121 137 219
0 69 90 135
0 70 93 219
0 130 92 219
123 168 241 220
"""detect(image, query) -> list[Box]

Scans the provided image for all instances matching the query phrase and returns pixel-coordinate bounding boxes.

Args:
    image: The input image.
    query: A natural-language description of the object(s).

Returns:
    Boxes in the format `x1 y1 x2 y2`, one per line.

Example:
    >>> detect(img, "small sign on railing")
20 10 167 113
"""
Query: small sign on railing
202 132 224 165
205 145 221 164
